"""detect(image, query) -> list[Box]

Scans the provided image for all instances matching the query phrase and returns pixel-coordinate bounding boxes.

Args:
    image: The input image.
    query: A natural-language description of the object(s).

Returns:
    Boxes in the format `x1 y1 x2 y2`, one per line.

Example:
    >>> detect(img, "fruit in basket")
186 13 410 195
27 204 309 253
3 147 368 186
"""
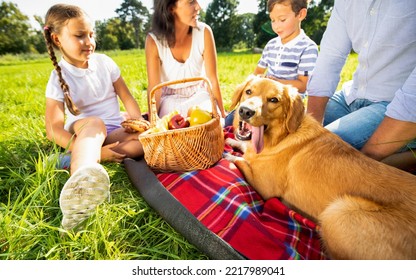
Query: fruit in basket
146 110 181 133
168 114 190 129
188 106 212 126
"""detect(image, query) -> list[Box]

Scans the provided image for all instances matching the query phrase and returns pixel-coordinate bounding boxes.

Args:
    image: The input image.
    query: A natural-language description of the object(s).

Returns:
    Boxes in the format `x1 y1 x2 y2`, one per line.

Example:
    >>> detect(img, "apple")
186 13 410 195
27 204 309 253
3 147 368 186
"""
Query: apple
168 114 190 129
189 107 212 126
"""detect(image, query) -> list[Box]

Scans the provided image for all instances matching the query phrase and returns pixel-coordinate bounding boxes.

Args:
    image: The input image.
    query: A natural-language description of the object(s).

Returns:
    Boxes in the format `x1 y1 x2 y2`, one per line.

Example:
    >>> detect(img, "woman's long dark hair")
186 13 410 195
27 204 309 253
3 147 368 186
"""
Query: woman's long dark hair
150 0 192 47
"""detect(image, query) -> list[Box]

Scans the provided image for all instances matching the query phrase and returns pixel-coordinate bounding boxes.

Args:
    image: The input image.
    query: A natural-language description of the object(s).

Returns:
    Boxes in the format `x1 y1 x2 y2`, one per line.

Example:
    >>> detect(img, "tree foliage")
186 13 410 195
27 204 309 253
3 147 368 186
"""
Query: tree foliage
253 0 275 48
0 0 333 55
235 13 256 49
115 0 150 49
205 0 240 50
96 18 126 51
0 2 32 54
303 0 334 44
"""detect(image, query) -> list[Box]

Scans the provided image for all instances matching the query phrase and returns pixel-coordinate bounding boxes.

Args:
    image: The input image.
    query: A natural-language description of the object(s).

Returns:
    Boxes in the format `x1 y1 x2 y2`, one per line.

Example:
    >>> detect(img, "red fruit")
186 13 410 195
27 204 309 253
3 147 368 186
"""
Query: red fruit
168 114 190 129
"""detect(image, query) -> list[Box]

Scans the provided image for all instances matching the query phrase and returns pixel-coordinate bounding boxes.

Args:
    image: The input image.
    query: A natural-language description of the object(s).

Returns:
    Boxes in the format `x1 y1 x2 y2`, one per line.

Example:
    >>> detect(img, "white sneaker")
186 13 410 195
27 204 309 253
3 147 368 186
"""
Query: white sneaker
59 163 110 230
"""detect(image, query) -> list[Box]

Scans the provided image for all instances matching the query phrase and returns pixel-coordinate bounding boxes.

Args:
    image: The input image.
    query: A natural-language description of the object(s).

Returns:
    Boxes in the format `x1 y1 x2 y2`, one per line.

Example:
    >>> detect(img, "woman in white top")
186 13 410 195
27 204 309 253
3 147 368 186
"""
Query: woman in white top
145 0 226 120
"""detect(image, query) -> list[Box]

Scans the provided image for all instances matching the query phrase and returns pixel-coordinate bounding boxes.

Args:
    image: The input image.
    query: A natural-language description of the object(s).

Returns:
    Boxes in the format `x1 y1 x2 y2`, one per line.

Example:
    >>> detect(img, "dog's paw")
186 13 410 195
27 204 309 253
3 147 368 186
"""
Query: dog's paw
225 138 237 146
225 138 246 152
223 152 238 162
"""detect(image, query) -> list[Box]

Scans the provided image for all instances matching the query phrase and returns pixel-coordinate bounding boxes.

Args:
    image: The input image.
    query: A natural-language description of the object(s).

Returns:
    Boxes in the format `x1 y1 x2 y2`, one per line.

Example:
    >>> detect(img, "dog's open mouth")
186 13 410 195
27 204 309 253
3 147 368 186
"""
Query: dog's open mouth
237 121 252 141
237 121 265 154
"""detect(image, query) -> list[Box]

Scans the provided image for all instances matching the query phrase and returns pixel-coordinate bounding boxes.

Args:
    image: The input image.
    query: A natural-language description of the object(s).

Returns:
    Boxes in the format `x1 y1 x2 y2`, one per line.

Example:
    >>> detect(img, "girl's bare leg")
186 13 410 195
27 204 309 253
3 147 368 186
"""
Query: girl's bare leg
60 117 110 230
70 117 107 173
105 128 144 159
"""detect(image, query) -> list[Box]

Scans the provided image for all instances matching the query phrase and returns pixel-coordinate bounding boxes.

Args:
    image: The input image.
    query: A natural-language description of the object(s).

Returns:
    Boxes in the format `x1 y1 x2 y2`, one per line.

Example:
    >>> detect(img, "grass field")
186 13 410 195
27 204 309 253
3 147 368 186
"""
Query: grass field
0 49 357 260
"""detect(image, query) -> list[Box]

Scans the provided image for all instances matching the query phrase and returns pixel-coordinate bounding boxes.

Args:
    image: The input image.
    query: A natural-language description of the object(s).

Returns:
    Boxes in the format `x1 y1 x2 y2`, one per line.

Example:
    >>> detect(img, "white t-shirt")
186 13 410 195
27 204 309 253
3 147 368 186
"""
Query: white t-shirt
45 53 123 131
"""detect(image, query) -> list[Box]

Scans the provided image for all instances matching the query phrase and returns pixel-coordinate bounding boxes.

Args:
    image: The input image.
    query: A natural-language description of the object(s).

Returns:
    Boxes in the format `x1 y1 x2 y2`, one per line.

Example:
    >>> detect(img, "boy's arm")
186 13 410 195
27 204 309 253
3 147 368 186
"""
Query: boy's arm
269 75 309 93
254 66 266 76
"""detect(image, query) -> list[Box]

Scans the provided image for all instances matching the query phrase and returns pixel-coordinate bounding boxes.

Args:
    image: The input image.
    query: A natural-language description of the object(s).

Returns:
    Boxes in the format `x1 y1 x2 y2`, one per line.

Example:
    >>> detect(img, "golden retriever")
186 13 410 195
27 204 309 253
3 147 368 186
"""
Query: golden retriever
225 75 416 260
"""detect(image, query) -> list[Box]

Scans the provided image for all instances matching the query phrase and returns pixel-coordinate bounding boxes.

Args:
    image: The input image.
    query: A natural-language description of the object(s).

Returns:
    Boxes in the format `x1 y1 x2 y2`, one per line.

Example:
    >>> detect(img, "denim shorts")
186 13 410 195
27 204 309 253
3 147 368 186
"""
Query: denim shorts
324 90 416 151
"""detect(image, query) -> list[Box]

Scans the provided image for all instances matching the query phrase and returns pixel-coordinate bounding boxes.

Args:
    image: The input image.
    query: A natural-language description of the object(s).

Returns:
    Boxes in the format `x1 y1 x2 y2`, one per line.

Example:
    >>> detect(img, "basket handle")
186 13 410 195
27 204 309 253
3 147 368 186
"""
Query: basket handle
148 77 219 125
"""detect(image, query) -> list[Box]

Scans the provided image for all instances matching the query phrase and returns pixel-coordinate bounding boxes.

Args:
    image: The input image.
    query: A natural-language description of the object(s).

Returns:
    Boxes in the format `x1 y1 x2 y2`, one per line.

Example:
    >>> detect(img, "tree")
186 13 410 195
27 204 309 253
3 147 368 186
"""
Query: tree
234 13 256 49
96 18 136 50
205 0 240 50
253 0 275 48
31 15 47 53
303 0 334 44
115 0 150 49
96 19 121 50
0 2 31 54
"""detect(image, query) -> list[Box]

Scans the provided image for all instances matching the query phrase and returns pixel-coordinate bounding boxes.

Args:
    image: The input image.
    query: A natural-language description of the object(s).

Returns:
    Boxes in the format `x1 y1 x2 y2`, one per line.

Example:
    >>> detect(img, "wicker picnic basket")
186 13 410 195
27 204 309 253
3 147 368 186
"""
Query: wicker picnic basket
139 77 224 172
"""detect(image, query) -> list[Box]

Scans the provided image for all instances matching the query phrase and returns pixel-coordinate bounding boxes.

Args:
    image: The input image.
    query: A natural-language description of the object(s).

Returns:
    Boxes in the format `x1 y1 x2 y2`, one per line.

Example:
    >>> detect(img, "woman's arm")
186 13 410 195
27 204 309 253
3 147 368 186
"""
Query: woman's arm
203 26 226 117
145 34 162 120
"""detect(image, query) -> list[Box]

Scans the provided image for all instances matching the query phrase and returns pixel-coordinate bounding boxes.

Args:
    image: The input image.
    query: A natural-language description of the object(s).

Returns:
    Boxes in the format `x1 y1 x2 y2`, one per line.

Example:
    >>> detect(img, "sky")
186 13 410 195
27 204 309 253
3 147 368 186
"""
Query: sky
10 0 259 29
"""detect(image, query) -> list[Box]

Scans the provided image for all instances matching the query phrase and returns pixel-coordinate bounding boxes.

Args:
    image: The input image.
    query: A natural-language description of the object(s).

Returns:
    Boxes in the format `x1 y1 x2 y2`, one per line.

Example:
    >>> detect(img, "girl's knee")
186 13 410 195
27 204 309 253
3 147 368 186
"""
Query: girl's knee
74 116 106 134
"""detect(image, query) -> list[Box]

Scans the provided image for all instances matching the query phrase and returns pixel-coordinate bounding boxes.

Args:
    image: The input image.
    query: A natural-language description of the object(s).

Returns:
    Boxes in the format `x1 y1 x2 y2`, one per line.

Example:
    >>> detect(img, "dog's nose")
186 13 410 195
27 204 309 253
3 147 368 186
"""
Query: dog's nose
239 106 255 120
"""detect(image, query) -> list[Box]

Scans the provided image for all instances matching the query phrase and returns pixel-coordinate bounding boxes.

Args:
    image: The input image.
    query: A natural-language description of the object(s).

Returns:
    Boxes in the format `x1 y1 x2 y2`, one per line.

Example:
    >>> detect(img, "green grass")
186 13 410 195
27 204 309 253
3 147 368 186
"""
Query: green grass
0 49 357 260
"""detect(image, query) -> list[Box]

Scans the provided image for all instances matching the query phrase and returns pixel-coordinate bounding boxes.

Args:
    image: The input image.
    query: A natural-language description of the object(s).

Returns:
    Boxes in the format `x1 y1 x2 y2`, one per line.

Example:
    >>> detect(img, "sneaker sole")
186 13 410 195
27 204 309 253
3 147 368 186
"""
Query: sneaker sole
59 163 110 230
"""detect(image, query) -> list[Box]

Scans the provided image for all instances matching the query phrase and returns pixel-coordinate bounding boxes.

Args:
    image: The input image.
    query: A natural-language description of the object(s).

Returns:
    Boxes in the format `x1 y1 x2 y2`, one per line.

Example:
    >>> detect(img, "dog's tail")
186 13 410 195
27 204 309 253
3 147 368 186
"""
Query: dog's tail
319 195 416 260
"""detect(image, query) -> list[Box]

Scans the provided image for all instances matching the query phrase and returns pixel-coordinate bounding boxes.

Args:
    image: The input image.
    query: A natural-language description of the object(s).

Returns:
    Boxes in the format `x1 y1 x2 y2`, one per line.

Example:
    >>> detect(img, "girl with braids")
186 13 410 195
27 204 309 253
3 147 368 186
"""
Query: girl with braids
43 4 149 230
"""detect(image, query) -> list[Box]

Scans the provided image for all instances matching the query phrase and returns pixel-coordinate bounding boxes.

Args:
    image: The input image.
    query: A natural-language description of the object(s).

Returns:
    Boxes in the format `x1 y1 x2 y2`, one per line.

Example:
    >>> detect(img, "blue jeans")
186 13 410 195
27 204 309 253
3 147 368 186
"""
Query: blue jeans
224 110 235 127
324 90 416 151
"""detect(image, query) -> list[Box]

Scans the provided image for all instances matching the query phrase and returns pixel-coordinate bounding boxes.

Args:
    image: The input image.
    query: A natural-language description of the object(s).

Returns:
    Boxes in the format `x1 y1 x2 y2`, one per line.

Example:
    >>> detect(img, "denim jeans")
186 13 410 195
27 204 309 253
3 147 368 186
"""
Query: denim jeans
324 90 416 151
224 110 236 127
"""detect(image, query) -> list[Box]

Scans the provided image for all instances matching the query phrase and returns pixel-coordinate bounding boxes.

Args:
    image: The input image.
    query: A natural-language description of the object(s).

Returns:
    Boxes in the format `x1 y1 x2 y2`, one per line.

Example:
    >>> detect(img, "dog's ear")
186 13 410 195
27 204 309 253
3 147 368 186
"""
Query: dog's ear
230 75 256 110
285 87 305 133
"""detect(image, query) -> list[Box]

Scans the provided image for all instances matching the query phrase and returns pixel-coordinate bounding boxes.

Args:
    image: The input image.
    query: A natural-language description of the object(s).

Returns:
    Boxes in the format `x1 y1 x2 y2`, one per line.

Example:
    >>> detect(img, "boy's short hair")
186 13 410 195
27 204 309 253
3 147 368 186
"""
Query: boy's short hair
267 0 310 14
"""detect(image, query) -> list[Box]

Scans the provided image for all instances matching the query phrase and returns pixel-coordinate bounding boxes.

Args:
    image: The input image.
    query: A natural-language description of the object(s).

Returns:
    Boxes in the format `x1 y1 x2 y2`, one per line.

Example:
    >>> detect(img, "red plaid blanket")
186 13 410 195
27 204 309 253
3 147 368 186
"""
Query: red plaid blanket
156 127 326 260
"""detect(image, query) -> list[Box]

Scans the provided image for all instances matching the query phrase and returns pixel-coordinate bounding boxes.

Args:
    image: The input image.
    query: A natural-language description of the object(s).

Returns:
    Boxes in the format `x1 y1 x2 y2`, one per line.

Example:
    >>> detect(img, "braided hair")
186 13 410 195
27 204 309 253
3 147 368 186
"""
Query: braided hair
43 4 87 115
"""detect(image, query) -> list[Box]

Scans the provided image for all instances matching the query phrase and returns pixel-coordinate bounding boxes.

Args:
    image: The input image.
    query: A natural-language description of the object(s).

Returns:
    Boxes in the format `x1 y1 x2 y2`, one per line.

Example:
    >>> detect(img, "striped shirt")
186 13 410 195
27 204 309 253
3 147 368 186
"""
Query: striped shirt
258 30 318 88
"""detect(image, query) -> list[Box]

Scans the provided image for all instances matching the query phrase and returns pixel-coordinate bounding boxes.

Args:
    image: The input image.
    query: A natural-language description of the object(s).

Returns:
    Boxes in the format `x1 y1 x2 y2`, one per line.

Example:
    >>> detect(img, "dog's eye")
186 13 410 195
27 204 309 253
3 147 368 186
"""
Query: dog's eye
268 97 279 103
245 89 252 95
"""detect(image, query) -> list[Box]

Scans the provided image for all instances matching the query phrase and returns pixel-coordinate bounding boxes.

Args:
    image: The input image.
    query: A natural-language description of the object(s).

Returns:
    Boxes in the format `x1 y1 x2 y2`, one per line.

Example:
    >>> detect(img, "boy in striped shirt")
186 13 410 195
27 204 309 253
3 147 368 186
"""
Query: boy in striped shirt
254 0 318 94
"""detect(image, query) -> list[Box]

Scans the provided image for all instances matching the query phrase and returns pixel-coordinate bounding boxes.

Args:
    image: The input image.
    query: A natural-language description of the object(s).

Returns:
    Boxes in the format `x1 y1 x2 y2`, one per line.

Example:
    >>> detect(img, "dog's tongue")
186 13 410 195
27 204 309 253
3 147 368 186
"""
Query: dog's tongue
251 125 264 154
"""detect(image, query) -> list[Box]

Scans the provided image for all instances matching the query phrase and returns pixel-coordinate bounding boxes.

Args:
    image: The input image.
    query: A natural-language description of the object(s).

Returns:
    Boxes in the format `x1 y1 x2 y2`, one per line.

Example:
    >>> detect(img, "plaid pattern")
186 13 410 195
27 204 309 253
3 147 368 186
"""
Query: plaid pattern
156 127 326 260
